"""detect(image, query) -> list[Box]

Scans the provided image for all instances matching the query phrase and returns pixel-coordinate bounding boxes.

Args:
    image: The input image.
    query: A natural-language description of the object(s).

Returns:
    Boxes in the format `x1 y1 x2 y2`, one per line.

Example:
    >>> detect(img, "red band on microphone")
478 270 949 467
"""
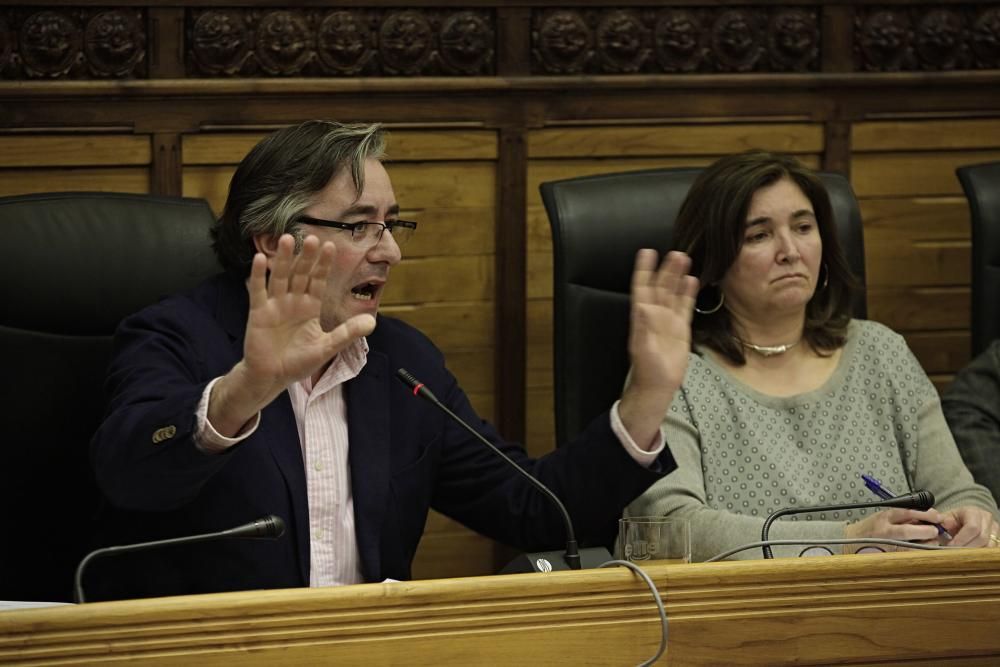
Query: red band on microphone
412 383 424 396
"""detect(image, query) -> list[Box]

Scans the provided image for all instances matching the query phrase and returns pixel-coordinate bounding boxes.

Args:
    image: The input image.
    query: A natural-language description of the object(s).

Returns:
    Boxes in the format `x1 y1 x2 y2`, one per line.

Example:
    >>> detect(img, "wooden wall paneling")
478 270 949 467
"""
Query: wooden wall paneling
0 132 152 199
861 197 971 242
0 131 153 197
851 119 1000 153
528 123 824 158
401 207 496 258
0 135 150 168
853 150 1000 198
823 120 851 175
182 161 497 222
496 7 531 77
525 299 554 451
491 125 529 572
182 129 499 165
407 512 496 581
383 255 493 304
0 168 151 197
533 86 824 126
381 302 494 357
860 195 972 363
151 133 182 196
865 237 969 287
821 4 854 74
868 286 970 331
496 126 527 445
385 138 504 580
181 134 268 165
147 8 185 79
861 199 971 288
852 118 1000 373
180 165 232 210
393 136 502 579
905 331 973 376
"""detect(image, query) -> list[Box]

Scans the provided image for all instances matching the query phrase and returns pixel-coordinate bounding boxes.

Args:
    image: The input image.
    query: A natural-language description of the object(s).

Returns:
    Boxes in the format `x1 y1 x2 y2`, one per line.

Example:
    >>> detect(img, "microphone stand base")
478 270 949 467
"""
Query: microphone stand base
499 547 613 574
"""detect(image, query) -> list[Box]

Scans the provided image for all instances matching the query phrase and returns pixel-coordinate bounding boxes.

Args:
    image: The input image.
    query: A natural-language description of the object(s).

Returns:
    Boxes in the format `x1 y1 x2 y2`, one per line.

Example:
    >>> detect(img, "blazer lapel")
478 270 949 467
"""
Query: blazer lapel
346 350 391 582
264 392 311 584
214 273 311 584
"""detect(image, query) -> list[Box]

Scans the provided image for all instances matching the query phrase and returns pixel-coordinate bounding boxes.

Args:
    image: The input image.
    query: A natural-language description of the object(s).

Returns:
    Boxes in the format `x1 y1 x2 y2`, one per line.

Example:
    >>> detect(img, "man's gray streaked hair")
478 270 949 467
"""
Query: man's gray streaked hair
211 121 386 276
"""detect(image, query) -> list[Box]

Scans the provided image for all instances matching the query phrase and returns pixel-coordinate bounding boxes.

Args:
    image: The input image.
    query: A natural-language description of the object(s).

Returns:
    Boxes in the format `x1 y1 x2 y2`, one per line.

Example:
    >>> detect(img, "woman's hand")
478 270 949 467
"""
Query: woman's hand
619 249 698 450
842 508 946 553
939 506 1000 548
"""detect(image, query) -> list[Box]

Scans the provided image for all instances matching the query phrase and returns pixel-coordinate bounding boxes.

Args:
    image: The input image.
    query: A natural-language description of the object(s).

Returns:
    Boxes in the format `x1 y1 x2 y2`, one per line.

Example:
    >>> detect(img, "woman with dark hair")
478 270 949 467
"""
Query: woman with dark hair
626 150 999 560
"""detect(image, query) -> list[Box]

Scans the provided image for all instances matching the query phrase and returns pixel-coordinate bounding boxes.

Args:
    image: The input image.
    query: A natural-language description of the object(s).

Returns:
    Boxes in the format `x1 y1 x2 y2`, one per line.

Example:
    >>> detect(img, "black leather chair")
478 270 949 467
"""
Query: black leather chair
0 192 220 601
541 167 867 445
956 161 1000 357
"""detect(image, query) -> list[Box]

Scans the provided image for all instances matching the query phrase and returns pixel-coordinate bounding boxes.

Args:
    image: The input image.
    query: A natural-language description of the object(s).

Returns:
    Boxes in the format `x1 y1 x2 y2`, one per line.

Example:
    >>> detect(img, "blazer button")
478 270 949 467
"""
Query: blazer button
152 425 177 444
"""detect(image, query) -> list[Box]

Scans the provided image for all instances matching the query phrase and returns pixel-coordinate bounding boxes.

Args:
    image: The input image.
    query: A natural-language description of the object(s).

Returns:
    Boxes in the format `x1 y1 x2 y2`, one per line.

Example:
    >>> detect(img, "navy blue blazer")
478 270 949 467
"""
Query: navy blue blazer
89 273 674 600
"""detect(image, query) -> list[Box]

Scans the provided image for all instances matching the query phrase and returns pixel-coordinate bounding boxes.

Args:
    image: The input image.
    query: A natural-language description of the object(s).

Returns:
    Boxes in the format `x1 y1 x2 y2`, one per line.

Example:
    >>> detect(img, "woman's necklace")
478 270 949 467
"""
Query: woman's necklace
739 338 801 357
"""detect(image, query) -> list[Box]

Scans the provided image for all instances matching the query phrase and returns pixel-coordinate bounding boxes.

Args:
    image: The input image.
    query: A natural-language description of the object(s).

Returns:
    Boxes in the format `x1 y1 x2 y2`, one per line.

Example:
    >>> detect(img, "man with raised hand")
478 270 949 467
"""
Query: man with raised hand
89 121 697 599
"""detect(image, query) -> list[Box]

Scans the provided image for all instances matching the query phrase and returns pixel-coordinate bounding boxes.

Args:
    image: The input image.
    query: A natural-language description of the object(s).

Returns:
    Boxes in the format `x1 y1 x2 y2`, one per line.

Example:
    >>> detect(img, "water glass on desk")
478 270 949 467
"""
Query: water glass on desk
618 517 691 564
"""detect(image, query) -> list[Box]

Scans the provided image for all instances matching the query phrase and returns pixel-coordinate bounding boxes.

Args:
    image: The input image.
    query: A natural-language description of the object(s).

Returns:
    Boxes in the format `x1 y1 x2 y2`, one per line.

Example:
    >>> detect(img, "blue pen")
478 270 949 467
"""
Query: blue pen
861 474 952 539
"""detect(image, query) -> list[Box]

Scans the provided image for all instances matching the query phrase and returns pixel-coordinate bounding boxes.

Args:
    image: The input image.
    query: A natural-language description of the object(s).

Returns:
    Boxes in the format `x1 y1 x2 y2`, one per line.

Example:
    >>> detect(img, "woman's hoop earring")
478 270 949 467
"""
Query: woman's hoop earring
820 262 829 291
694 287 725 315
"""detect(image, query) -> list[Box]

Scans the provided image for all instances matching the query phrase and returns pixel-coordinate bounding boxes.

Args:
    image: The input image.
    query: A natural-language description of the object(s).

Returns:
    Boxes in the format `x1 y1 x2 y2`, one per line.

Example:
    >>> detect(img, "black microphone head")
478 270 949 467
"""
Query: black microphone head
884 490 935 511
396 368 439 402
910 490 935 511
396 368 420 389
264 514 286 538
236 515 287 539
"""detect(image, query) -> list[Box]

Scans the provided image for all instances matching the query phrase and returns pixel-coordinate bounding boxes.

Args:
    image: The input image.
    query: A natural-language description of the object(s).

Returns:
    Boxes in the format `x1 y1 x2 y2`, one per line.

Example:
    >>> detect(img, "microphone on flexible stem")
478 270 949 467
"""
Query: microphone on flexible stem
396 368 612 573
761 490 935 559
74 514 286 603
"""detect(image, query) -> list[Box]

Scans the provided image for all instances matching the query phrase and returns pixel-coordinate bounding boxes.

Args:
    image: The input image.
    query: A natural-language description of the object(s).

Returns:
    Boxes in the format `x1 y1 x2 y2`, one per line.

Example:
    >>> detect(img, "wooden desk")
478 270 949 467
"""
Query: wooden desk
2 549 999 665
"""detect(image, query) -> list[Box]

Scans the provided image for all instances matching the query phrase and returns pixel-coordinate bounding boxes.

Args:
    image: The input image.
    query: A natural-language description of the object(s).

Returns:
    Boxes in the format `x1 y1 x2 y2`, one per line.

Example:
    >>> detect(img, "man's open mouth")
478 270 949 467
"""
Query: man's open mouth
351 282 379 301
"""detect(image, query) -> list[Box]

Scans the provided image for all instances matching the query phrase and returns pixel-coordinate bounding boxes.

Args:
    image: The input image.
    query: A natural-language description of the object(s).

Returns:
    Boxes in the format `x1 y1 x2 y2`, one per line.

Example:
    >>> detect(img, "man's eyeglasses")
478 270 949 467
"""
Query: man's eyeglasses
297 215 417 248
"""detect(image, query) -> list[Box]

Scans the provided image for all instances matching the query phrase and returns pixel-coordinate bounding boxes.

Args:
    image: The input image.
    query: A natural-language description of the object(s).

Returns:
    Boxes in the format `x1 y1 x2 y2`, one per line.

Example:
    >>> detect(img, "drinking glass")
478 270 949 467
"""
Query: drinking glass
618 516 691 564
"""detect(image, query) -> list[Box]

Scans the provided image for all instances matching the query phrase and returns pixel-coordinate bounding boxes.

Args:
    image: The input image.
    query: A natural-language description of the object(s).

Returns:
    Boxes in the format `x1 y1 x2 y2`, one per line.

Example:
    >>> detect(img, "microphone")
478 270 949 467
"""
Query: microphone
396 368 612 573
761 491 935 559
74 514 286 603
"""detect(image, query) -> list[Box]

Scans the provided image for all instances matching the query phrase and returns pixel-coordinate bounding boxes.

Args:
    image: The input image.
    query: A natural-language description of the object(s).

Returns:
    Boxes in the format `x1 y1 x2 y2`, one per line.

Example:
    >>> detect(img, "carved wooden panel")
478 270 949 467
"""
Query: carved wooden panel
4 4 1000 80
186 8 495 77
0 7 146 79
854 5 1000 71
530 6 820 74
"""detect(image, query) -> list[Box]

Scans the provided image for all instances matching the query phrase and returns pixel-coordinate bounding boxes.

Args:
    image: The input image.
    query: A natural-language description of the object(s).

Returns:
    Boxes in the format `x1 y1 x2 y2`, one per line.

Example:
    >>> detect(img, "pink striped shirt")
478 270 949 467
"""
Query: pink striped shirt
196 338 369 587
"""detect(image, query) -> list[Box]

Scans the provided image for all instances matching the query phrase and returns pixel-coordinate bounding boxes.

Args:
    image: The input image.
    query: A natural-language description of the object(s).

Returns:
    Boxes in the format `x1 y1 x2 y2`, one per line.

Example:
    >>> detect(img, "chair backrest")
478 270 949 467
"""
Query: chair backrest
541 167 867 445
0 192 221 601
956 161 1000 357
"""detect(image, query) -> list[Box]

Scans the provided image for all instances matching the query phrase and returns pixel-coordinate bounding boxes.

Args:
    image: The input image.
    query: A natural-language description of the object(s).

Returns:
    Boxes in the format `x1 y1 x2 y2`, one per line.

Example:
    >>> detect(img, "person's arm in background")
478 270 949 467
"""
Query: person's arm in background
942 340 1000 506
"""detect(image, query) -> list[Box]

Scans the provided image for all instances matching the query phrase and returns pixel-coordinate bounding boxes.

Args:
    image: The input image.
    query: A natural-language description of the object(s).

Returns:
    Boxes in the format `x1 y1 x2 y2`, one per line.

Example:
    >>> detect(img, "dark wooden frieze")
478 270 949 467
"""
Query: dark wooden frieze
855 4 1000 71
0 7 146 79
185 7 495 77
530 6 820 75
